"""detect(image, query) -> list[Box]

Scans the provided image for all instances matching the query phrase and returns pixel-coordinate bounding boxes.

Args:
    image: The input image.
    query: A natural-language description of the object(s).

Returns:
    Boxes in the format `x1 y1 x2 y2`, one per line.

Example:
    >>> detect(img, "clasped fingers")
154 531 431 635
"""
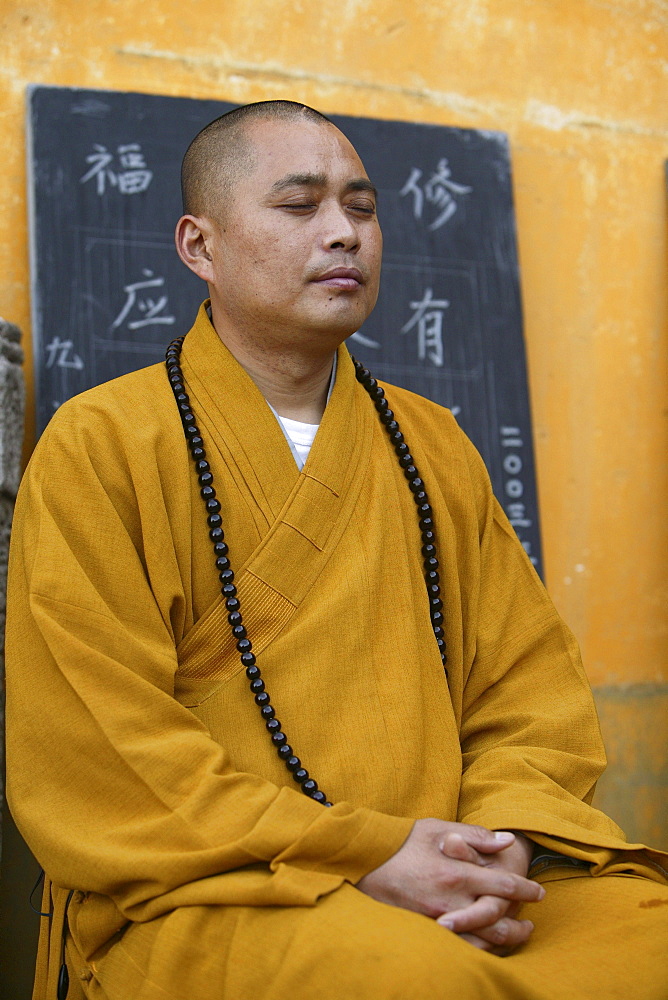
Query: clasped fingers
441 862 544 909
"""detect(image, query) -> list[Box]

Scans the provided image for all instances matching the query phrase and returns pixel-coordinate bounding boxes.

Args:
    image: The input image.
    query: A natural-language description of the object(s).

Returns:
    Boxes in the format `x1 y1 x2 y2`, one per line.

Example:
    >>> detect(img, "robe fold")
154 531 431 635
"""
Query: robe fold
6 302 667 999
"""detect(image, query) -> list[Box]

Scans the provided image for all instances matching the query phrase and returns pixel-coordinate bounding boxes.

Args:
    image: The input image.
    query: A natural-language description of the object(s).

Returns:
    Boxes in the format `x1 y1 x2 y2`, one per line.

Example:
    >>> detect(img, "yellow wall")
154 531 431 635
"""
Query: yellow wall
1 0 666 844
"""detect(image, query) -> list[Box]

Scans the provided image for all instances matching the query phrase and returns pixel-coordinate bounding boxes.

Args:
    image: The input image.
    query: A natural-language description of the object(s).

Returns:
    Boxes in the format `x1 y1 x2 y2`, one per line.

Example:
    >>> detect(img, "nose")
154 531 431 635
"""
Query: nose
320 199 360 253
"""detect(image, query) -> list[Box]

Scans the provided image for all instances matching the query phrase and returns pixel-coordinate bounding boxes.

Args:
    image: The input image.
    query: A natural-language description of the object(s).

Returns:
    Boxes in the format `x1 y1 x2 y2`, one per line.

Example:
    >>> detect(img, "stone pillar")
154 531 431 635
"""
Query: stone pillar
0 318 25 860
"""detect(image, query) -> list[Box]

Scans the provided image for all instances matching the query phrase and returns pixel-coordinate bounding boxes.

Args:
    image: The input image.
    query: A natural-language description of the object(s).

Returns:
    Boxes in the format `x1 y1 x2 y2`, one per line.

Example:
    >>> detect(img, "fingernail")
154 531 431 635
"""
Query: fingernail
538 886 546 899
438 918 454 930
494 831 515 843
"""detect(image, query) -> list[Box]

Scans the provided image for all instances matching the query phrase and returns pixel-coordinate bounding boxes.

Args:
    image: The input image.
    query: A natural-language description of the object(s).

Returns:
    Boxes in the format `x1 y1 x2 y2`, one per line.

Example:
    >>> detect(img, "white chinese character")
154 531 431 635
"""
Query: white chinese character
401 288 449 367
80 143 153 196
507 502 532 529
111 270 176 331
44 337 84 370
400 159 472 231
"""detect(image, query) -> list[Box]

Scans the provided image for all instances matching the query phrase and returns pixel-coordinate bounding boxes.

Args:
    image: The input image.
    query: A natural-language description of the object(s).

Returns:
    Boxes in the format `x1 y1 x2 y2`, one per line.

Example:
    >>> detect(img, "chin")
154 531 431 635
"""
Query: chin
307 305 375 340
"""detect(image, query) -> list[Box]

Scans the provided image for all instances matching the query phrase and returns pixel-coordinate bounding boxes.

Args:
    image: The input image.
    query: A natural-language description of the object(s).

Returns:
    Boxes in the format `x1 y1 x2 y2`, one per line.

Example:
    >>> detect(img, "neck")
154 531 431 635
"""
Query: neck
209 306 336 424
240 348 334 424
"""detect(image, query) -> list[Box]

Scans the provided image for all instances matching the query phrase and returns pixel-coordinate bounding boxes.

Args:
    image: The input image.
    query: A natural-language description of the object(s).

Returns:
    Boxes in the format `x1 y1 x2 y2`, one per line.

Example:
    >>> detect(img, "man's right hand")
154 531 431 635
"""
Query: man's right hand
356 818 544 953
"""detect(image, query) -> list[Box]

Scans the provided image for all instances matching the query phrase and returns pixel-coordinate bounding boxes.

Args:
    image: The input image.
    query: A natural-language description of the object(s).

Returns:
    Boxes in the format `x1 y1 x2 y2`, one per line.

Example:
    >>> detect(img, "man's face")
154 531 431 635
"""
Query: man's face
203 118 383 352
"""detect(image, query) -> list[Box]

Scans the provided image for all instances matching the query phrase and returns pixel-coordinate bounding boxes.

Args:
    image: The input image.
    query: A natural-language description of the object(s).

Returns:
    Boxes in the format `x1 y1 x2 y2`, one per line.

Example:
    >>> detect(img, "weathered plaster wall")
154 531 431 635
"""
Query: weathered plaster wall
0 0 666 844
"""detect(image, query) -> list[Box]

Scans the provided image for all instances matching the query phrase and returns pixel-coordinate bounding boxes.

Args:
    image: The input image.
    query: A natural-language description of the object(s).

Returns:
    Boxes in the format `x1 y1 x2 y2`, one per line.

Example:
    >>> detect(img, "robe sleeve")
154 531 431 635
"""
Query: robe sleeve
454 432 667 882
5 400 412 923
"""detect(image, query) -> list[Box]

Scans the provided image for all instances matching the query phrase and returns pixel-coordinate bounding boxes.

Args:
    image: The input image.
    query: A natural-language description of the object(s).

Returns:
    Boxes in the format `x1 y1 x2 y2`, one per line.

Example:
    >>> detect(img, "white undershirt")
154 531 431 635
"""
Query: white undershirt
266 354 337 470
276 415 319 469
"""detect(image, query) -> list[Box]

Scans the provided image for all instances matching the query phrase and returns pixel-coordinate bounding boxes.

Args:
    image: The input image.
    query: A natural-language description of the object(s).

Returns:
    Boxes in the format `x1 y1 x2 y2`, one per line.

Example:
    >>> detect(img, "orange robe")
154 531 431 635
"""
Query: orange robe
6 303 667 999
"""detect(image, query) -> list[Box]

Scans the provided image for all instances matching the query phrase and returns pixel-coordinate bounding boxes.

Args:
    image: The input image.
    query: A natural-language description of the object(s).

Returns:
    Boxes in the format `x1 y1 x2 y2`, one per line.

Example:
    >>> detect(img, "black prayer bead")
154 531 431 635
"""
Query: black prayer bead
293 768 309 784
209 526 224 542
302 779 318 795
266 718 281 732
255 692 270 707
250 678 265 694
205 498 221 514
278 744 293 759
222 582 237 598
232 623 246 639
240 651 256 667
261 705 275 720
228 610 242 626
271 732 287 746
200 472 214 487
225 597 240 612
207 513 223 528
214 541 229 556
201 485 215 500
311 791 327 804
286 756 301 772
217 558 231 573
236 637 252 653
246 664 260 680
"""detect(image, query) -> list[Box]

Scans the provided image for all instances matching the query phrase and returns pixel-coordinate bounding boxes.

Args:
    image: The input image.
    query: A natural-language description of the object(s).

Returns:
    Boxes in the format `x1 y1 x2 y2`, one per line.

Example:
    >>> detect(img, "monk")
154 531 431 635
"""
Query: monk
6 101 668 1000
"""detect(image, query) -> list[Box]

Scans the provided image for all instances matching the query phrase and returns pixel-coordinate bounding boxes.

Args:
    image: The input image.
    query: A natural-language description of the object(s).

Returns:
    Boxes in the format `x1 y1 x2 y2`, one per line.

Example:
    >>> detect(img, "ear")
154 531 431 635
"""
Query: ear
175 215 216 282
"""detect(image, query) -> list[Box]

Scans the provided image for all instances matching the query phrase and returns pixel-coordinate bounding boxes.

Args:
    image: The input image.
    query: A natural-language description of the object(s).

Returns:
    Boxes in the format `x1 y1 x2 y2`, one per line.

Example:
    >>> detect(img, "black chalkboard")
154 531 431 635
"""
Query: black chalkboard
27 85 542 574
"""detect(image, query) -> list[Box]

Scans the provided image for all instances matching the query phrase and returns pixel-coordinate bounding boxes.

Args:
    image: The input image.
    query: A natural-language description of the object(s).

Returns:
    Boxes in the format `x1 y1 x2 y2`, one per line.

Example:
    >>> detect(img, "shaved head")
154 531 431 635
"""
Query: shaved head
181 100 335 216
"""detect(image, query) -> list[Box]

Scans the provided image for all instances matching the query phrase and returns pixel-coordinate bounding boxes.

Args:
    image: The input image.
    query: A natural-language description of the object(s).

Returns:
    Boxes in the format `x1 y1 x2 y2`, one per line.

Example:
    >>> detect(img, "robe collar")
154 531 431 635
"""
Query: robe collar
179 301 369 525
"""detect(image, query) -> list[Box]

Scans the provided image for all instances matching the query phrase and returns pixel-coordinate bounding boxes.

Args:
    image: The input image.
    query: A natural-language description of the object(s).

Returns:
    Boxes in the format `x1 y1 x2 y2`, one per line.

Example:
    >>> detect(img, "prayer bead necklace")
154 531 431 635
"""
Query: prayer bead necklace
165 338 446 807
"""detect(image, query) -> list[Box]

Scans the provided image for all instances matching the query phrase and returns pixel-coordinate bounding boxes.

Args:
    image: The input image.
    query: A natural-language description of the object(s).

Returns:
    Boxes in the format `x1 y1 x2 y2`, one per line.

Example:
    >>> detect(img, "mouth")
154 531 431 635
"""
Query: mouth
312 267 364 291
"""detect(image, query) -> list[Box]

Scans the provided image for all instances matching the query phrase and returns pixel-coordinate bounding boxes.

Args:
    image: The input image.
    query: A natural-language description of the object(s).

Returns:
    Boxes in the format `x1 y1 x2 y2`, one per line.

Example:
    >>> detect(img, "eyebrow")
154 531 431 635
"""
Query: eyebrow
270 173 378 199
